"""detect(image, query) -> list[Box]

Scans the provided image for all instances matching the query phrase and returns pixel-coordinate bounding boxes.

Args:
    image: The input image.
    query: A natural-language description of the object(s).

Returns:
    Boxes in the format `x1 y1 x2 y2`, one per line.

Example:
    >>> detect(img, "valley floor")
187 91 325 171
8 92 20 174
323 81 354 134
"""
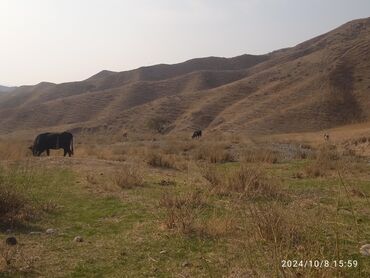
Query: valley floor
0 134 369 277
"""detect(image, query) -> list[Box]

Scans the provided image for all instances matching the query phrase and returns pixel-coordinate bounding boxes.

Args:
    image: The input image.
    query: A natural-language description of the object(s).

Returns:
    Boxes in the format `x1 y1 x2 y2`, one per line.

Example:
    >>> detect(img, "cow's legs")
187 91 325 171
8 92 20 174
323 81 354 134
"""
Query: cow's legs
63 148 67 156
46 149 50 156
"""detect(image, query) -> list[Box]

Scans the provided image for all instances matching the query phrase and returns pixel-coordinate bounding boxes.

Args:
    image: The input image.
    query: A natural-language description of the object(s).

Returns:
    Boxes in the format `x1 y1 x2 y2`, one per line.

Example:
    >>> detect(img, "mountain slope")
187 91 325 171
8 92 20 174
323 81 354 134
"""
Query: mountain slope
0 17 369 136
0 85 16 93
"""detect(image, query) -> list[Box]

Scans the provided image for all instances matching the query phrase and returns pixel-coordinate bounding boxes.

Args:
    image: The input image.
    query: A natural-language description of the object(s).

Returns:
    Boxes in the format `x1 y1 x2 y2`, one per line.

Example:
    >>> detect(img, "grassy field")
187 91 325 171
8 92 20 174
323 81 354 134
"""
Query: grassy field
0 135 369 277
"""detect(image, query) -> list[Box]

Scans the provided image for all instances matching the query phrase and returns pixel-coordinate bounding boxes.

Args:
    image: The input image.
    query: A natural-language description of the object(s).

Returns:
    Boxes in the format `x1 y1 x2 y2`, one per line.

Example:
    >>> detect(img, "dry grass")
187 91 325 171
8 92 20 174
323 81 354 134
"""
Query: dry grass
0 183 29 224
0 242 37 274
305 144 339 177
248 202 307 247
146 151 178 169
0 140 31 161
201 163 283 200
193 142 235 163
112 165 145 189
160 188 235 238
160 189 208 235
240 148 280 163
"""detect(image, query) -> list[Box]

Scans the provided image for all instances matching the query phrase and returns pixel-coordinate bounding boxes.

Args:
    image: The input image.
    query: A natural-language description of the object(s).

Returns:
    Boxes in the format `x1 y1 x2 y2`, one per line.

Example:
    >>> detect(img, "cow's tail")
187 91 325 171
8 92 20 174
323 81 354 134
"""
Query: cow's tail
71 136 74 155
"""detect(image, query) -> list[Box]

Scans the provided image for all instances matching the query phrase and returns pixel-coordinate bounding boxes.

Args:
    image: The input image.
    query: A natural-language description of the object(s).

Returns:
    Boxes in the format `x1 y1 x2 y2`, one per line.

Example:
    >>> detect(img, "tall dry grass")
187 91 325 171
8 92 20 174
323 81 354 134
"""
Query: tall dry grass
0 140 32 161
201 162 283 200
305 144 339 177
193 142 235 163
159 188 234 238
112 165 145 189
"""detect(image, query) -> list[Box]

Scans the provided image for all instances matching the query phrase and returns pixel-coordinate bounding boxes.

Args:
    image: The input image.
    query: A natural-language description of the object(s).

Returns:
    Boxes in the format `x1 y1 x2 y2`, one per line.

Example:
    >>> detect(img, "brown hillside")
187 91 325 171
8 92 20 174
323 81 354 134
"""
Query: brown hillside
0 17 369 136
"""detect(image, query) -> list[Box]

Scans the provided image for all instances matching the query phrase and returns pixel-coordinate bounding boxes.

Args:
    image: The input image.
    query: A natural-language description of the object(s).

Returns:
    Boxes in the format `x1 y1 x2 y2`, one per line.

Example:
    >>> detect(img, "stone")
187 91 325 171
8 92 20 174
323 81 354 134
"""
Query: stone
73 236 83 242
29 231 43 235
46 228 56 234
360 244 370 256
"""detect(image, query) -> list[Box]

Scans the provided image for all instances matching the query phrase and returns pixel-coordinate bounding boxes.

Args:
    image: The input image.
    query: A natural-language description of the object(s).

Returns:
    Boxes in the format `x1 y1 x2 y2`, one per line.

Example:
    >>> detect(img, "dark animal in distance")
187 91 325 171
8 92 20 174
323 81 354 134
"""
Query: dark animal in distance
29 132 74 157
192 130 202 139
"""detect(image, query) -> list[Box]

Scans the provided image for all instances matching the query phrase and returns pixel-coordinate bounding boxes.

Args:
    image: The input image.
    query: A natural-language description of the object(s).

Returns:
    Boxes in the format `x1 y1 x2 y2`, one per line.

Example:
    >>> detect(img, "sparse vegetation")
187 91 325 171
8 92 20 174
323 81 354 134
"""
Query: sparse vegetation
0 134 368 277
113 165 145 189
146 150 179 169
193 142 235 163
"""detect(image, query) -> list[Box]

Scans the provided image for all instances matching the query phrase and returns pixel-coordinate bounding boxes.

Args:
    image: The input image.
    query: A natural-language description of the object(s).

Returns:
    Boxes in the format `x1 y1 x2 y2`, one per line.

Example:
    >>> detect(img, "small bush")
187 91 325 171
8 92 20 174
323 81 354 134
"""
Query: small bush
147 152 177 169
305 145 339 177
201 163 283 200
248 203 305 246
0 140 32 161
0 183 28 223
228 164 282 200
241 149 279 164
113 165 144 189
193 143 234 163
160 189 207 235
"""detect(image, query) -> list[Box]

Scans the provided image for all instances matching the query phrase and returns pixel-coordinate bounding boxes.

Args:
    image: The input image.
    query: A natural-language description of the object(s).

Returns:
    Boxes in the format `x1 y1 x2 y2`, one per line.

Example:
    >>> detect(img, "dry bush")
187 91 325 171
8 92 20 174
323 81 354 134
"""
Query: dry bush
228 165 282 200
193 142 235 163
201 163 283 200
0 165 41 224
0 183 29 224
0 140 31 161
201 214 235 238
248 202 306 247
86 173 99 185
0 243 37 274
162 138 196 155
305 144 339 177
113 165 145 189
111 145 127 156
157 179 176 187
159 189 208 235
146 151 178 169
40 200 59 214
201 164 224 188
160 189 234 238
240 148 279 164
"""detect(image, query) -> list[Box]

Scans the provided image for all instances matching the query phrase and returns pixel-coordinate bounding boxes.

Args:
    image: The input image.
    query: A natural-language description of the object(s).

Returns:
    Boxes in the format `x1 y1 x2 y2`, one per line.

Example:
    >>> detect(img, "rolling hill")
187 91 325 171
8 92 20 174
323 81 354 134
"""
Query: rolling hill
0 17 369 137
0 85 16 93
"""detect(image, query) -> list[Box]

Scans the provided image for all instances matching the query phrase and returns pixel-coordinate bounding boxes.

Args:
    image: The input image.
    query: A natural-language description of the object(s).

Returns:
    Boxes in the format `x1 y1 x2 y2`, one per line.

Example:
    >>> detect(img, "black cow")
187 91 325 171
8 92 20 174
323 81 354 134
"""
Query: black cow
192 130 202 139
29 132 74 157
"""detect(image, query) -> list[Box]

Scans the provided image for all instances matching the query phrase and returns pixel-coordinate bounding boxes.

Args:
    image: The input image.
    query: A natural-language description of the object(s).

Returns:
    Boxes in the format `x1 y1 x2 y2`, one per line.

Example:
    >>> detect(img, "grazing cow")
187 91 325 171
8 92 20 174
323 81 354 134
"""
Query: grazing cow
29 132 74 157
192 130 202 139
324 133 330 142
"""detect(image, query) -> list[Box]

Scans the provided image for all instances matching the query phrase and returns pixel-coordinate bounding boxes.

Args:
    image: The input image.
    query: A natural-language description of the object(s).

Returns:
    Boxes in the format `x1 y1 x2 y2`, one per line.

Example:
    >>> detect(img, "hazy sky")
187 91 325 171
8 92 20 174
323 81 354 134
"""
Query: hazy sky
1 0 369 86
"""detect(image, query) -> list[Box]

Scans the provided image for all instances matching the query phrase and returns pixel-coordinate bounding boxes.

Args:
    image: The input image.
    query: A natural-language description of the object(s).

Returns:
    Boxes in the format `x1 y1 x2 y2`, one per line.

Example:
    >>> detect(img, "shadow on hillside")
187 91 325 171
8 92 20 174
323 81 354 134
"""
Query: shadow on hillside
326 59 364 124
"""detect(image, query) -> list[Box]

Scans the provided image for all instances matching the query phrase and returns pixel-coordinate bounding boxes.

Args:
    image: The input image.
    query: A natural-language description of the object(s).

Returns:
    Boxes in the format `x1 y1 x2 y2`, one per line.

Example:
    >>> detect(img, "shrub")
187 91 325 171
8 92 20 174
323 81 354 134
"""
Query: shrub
193 143 235 163
305 144 339 177
113 165 144 189
0 183 28 223
147 152 177 169
160 189 207 235
240 149 279 164
201 163 283 200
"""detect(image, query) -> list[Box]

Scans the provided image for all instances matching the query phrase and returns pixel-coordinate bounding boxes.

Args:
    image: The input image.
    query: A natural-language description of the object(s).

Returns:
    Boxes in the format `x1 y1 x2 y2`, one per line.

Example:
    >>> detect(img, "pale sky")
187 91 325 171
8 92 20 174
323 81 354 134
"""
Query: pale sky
1 0 369 86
